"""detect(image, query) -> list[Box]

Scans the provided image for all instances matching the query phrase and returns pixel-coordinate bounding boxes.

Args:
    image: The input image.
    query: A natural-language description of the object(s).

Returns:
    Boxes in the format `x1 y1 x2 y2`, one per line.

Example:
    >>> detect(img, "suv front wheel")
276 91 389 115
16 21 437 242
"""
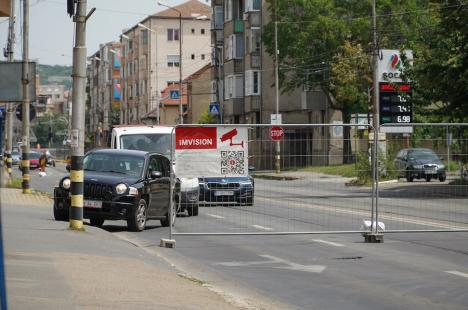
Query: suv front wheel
127 199 147 232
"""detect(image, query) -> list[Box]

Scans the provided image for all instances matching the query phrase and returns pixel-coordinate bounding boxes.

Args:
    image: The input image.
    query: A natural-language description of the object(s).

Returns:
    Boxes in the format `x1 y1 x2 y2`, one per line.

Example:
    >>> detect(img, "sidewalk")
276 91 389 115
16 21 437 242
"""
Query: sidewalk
0 188 242 310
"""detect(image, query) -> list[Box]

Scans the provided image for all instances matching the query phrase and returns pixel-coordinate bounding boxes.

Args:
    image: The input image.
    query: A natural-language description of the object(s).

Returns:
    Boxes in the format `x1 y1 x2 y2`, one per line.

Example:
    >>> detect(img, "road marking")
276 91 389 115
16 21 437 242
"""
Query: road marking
312 239 344 247
215 254 326 273
257 196 468 230
207 214 225 219
445 271 468 279
251 225 273 231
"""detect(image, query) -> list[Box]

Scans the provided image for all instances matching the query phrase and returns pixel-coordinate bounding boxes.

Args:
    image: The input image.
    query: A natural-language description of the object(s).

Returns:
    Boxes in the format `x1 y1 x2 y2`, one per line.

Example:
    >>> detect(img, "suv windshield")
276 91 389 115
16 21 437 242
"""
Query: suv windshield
120 134 171 156
83 153 145 177
408 150 439 161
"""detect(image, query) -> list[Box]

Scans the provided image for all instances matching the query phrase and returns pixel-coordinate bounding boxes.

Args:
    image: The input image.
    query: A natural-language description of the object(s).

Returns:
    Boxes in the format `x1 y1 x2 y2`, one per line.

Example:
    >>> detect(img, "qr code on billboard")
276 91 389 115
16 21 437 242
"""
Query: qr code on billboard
221 151 244 175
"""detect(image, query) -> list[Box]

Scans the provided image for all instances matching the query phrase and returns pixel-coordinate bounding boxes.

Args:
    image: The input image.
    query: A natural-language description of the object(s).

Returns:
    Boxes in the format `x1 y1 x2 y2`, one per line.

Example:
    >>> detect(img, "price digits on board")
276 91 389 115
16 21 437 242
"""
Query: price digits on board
379 83 412 124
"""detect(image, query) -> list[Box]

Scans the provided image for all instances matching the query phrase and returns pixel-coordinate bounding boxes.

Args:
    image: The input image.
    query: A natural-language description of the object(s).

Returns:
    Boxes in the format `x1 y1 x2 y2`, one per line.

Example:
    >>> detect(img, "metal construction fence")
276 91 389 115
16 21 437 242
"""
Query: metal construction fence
377 123 468 233
168 123 468 239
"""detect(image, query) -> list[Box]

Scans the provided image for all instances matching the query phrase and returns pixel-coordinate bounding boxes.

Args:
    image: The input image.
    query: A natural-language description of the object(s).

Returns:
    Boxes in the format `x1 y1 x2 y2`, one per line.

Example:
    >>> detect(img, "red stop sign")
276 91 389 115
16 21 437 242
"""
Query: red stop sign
270 126 284 141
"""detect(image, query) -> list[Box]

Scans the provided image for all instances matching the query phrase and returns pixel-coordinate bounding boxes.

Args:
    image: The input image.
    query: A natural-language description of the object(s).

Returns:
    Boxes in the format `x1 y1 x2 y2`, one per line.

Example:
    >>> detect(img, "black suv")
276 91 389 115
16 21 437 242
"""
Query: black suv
54 149 178 231
394 148 447 182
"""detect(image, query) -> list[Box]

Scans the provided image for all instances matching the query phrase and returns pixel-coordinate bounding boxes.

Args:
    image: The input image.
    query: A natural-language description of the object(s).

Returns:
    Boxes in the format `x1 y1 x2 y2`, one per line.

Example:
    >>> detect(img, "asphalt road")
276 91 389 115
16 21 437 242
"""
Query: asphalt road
13 165 468 309
11 162 68 195
106 176 468 310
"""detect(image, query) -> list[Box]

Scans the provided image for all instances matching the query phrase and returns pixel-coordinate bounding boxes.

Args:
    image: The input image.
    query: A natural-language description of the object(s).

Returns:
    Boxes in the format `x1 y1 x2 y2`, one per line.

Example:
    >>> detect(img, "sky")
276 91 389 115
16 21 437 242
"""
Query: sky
0 0 207 66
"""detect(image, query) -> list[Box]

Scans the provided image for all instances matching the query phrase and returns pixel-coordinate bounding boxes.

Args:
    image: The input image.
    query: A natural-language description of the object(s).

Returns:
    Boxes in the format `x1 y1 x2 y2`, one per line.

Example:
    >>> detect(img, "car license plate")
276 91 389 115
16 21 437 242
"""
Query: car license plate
425 169 436 174
214 190 234 196
84 199 102 208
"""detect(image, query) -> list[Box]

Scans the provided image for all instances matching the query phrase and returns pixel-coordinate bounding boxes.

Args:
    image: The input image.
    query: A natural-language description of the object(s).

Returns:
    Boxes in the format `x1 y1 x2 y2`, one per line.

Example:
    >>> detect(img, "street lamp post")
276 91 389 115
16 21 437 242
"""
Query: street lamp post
157 1 183 124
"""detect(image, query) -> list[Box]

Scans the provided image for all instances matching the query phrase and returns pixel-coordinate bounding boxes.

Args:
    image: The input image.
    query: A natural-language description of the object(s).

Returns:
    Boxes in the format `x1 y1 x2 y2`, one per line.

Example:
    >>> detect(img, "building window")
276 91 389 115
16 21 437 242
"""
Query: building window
167 55 180 67
246 0 261 12
167 81 178 87
225 34 244 60
191 54 195 60
224 74 243 99
245 70 261 96
201 28 205 34
249 27 261 53
224 0 232 22
201 54 206 60
140 29 149 45
167 28 180 41
191 28 195 34
128 40 133 51
213 6 224 29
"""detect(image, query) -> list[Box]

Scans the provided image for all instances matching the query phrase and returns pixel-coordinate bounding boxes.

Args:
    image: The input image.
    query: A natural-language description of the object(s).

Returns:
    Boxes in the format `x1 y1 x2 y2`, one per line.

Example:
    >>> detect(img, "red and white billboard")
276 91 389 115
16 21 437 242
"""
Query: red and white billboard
174 126 248 178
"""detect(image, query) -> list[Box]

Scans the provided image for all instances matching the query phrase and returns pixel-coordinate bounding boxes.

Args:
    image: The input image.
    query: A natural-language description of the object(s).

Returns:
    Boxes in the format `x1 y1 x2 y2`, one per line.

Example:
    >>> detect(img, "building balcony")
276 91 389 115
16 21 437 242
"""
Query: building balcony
234 59 243 73
234 19 244 33
250 52 261 68
244 95 260 113
223 98 244 116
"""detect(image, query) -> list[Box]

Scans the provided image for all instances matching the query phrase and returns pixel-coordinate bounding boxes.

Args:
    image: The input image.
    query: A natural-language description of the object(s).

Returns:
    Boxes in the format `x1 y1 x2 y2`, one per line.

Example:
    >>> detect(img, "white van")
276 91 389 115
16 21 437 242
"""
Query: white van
110 125 199 216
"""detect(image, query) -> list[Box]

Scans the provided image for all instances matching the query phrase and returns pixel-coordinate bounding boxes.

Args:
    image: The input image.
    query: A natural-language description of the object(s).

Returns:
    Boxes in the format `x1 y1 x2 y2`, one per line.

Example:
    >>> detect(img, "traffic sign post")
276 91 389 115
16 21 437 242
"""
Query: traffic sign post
270 126 284 141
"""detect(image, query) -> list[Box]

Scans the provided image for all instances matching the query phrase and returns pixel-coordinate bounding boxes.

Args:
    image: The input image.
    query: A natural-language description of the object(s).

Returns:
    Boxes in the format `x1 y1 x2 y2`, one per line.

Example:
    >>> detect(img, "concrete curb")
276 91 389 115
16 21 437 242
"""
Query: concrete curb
253 174 299 181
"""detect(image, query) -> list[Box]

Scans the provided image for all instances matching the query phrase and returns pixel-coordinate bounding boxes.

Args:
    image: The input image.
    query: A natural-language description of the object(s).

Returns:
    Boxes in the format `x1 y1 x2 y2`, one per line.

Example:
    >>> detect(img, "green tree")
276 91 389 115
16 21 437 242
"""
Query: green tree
262 0 434 162
198 110 218 124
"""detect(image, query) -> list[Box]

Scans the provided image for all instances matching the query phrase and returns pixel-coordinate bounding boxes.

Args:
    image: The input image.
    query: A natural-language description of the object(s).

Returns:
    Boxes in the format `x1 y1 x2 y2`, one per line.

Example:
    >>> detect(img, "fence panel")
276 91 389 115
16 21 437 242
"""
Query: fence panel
377 123 468 232
172 124 375 235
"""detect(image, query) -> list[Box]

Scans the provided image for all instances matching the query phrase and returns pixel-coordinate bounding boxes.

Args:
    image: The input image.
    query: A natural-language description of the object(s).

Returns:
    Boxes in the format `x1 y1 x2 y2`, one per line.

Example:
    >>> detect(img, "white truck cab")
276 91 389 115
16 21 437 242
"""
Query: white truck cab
110 125 199 216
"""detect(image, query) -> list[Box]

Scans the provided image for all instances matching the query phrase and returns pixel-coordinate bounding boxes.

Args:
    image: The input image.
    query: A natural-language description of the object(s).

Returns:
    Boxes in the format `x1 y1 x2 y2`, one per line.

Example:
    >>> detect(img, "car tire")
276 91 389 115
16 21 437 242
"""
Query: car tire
53 203 68 222
187 203 199 216
90 218 104 227
52 161 56 167
406 170 414 182
439 175 446 182
127 199 147 232
425 176 431 182
246 197 254 206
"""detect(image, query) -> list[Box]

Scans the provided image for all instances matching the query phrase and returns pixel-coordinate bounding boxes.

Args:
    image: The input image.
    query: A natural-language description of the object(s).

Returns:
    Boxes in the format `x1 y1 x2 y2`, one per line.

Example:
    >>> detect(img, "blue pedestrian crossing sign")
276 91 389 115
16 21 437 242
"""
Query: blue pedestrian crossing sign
170 90 180 99
209 103 220 115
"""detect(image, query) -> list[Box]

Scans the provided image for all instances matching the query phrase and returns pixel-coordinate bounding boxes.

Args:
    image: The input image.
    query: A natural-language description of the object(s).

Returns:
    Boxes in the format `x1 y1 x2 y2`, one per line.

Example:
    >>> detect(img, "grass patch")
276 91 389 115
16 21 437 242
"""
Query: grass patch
177 273 206 286
292 164 358 178
7 177 22 189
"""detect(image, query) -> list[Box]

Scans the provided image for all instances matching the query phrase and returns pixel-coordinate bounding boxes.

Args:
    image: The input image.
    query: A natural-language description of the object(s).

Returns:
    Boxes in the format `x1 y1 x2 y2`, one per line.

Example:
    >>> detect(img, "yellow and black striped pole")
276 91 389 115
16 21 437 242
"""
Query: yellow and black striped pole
69 156 84 230
5 153 12 178
68 0 88 231
21 152 31 194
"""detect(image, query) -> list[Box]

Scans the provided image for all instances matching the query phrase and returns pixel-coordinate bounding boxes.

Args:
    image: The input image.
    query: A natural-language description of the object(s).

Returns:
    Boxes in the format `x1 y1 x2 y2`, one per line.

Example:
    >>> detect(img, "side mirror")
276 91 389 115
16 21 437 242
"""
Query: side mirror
248 165 256 172
66 164 71 172
439 156 444 160
151 171 162 179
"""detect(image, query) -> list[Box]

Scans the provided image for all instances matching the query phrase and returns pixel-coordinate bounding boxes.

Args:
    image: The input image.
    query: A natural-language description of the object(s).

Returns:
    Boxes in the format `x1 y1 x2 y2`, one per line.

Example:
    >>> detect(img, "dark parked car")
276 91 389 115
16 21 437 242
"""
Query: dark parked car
395 148 447 182
199 176 254 206
53 149 177 231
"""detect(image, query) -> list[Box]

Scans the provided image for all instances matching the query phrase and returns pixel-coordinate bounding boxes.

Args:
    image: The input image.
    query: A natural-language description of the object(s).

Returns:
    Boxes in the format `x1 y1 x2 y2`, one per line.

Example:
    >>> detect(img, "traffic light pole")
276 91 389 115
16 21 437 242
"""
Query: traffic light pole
21 0 31 194
69 0 90 231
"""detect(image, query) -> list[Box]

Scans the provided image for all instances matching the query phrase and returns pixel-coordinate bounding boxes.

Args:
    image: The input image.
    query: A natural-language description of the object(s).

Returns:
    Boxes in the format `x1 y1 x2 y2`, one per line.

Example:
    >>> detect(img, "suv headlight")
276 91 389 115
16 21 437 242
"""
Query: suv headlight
62 178 71 190
115 183 128 195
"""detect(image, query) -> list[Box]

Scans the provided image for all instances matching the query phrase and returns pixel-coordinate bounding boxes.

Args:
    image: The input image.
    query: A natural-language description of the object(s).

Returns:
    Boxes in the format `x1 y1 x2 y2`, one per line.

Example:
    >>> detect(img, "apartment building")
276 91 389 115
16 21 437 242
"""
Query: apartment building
211 0 343 168
88 41 122 144
38 84 70 115
120 0 211 125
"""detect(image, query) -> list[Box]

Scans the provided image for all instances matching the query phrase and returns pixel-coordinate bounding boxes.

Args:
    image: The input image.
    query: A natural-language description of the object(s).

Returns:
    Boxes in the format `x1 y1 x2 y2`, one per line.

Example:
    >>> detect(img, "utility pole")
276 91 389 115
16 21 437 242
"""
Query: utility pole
21 0 31 194
68 0 92 230
5 0 16 179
